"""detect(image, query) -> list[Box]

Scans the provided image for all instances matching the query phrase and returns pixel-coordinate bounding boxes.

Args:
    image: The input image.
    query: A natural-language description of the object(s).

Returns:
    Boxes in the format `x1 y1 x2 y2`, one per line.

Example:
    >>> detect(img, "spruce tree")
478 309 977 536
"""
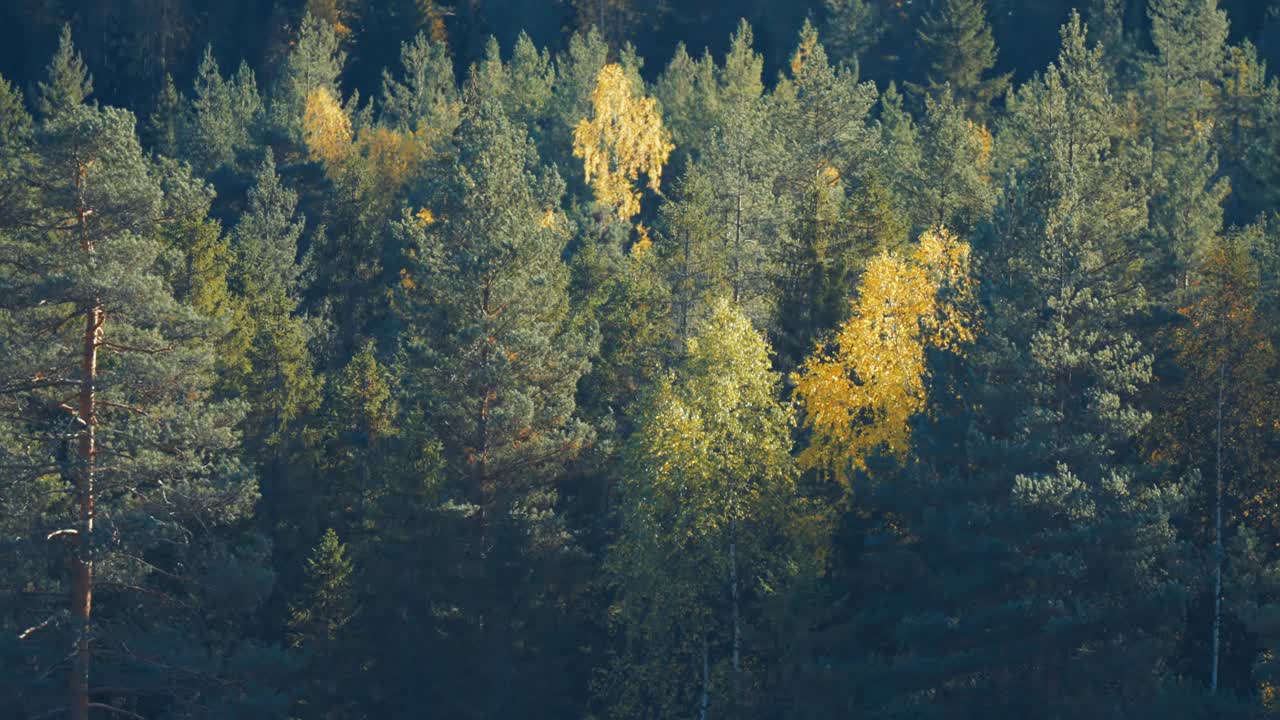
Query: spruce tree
188 47 262 176
910 0 1011 118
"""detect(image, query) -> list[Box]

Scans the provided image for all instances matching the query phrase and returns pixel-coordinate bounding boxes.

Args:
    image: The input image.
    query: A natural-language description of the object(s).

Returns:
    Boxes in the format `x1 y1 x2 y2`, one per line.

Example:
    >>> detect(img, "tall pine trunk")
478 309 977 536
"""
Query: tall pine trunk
70 163 100 720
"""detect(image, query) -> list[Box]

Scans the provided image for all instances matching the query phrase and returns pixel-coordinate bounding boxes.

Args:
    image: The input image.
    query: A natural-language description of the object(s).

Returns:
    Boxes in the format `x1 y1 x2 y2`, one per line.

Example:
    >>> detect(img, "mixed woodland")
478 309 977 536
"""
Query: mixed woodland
4 0 1280 718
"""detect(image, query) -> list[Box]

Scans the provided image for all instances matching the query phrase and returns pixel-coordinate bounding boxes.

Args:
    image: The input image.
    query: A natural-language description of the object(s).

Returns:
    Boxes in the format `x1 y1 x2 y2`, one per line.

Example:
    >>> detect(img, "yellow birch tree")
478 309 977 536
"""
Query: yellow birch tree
573 63 674 221
794 227 976 488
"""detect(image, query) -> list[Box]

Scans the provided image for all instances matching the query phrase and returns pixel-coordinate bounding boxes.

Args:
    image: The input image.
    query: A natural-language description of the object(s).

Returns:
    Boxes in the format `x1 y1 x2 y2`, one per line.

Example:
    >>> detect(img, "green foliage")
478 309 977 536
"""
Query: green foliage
0 50 264 714
188 46 263 174
601 297 802 718
910 0 1011 117
273 12 347 146
380 30 458 134
36 24 93 117
5 3 1280 718
289 528 356 646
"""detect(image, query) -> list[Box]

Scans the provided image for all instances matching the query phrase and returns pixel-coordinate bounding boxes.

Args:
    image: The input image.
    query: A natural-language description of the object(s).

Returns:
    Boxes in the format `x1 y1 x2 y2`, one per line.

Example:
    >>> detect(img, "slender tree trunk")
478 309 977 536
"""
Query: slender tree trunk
699 636 710 720
1210 361 1227 695
70 165 100 720
730 541 740 675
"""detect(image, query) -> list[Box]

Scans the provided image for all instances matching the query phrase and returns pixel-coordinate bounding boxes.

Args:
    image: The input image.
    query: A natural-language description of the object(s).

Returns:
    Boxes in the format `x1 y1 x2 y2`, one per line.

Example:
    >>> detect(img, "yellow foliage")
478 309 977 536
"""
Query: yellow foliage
794 227 976 488
415 207 436 226
572 64 674 221
356 126 420 189
970 121 993 170
303 88 352 165
789 24 820 77
632 223 654 256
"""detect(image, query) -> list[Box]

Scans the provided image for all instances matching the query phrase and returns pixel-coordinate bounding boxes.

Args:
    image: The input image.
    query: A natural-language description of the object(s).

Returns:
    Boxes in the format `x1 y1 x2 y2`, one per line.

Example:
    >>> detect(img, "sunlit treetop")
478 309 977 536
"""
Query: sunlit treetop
573 63 674 222
794 227 976 489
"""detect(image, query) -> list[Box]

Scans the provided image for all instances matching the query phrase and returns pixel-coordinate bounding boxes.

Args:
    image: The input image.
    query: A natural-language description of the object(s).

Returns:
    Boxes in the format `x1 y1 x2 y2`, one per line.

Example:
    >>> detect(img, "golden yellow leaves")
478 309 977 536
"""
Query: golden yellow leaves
794 227 976 488
303 88 427 199
573 64 674 221
303 88 352 165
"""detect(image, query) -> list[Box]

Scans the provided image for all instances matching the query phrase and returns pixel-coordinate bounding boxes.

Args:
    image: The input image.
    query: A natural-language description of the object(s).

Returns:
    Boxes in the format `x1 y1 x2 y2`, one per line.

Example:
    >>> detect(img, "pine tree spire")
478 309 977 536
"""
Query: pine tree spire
37 24 93 117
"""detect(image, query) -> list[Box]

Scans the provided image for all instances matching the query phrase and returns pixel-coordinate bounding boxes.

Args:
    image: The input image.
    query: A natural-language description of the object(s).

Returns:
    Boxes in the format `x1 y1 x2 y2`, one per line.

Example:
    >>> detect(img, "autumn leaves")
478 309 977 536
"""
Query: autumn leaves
571 62 979 494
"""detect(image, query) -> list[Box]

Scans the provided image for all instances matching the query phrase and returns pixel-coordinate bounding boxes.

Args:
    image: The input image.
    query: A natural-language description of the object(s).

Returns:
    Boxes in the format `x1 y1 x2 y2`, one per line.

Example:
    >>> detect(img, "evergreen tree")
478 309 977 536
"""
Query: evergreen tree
235 151 307 300
1143 0 1230 145
821 0 887 70
909 0 1011 118
36 24 93 118
396 96 596 718
287 528 359 719
909 85 997 235
0 38 268 717
273 12 347 146
1141 0 1232 291
379 29 458 136
147 71 186 157
188 46 262 176
902 15 1185 714
769 21 879 369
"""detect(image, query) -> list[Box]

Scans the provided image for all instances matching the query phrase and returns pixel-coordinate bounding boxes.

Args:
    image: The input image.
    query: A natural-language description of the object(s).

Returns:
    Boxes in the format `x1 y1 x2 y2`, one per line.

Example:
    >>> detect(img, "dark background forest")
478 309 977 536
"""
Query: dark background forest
3 0 1280 718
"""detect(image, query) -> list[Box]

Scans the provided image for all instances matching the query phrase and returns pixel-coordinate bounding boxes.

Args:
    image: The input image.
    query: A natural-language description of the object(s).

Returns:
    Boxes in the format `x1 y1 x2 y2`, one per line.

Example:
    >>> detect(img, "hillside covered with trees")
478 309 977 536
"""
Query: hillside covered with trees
3 1 1280 718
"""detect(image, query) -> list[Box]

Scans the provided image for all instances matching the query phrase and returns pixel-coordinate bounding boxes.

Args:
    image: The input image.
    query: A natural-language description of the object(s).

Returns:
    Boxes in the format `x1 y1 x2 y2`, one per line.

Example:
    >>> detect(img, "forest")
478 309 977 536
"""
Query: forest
2 0 1280 718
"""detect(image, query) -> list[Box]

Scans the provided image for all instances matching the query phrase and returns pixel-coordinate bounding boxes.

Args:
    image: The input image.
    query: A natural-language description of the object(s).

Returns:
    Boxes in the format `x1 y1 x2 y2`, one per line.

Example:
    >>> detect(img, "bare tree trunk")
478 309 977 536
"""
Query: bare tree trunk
699 636 710 720
1210 361 1226 695
730 541 740 675
70 165 100 720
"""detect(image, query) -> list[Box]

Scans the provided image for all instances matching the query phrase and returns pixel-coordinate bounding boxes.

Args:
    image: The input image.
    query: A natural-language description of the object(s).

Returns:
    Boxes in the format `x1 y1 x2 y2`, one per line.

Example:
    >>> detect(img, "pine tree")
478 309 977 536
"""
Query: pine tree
235 151 307 300
1141 0 1233 291
1144 0 1230 145
794 17 1194 718
36 24 93 118
396 96 596 718
654 42 718 165
821 0 887 70
659 29 785 336
379 29 458 136
0 38 263 717
188 46 263 175
896 15 1185 713
909 0 1011 118
147 72 186 157
909 86 997 235
546 27 612 176
272 12 347 146
287 528 358 718
288 528 355 648
769 21 879 369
